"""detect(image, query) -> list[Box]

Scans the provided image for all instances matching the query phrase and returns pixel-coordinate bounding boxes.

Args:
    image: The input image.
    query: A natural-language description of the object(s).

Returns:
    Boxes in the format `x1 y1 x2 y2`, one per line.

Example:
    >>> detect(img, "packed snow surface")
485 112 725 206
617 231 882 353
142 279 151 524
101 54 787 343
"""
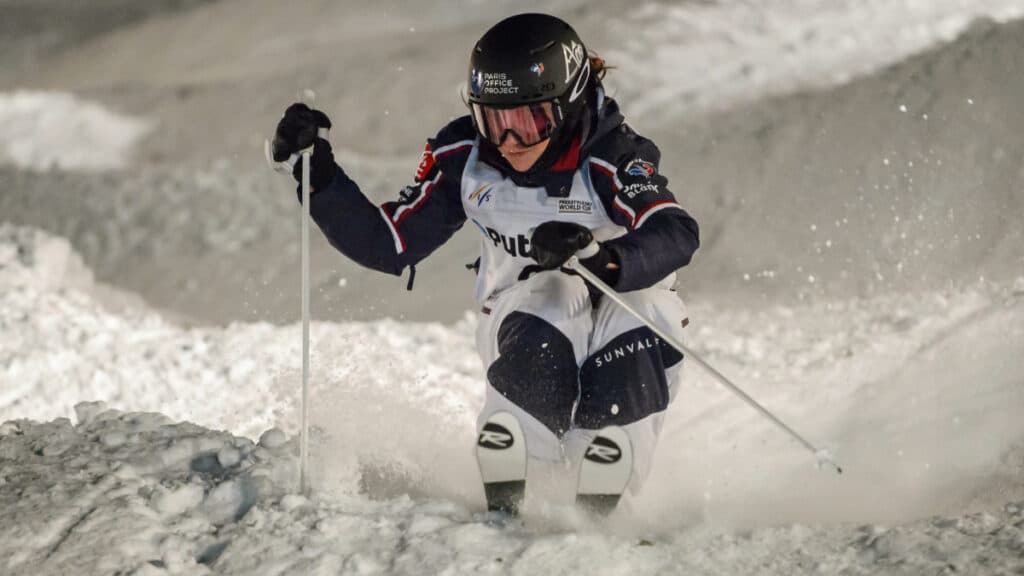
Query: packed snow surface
0 91 150 171
3 409 1023 575
2 225 1023 574
606 0 1024 117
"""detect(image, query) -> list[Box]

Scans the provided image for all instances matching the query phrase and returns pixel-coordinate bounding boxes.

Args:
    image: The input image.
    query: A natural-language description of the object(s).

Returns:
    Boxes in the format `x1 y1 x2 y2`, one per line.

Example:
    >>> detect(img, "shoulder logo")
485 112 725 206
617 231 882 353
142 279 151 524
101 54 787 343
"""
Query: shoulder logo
415 142 435 182
468 183 493 207
625 158 655 178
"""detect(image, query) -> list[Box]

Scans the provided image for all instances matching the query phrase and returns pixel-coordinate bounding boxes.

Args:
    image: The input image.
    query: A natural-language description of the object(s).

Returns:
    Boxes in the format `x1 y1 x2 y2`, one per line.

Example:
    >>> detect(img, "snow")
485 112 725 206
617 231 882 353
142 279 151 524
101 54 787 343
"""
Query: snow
604 0 1024 118
2 1 1024 573
0 91 150 171
1 408 1022 574
2 221 1022 572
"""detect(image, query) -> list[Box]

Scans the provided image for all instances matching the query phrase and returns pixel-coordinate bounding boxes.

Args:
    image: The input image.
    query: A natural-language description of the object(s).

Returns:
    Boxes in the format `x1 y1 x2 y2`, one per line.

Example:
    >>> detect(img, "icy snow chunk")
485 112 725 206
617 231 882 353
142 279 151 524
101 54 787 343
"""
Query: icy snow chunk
74 401 109 426
259 428 288 449
217 446 241 468
280 494 309 512
100 431 127 447
956 512 1002 536
0 422 21 437
202 478 257 525
155 483 205 516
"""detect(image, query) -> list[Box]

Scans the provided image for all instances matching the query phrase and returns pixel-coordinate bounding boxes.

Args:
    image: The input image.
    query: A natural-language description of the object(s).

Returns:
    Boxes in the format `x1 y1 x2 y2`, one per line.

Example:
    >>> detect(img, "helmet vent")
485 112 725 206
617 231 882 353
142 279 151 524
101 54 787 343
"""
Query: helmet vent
528 40 555 55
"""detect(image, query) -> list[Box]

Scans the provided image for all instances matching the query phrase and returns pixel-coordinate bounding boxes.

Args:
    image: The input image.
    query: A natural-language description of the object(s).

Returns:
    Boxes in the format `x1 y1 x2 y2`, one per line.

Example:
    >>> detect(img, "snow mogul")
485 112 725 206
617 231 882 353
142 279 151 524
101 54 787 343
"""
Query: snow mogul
271 13 700 516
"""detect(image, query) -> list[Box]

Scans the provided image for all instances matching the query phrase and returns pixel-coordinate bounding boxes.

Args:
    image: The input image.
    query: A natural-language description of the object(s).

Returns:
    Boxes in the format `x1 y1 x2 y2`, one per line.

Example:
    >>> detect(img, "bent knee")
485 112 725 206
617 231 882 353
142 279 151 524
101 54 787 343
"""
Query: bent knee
575 326 682 429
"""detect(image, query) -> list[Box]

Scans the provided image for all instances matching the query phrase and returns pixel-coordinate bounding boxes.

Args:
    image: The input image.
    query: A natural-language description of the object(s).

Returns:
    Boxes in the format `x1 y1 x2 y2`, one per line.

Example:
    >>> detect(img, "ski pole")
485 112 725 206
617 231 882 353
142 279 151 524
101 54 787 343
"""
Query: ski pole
298 144 311 495
264 90 322 494
565 255 843 475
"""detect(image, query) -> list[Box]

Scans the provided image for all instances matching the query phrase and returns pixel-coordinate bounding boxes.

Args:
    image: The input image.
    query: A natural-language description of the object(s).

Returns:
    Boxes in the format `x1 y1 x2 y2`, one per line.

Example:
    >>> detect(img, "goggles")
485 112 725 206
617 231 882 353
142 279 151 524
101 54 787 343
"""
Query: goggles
470 101 560 147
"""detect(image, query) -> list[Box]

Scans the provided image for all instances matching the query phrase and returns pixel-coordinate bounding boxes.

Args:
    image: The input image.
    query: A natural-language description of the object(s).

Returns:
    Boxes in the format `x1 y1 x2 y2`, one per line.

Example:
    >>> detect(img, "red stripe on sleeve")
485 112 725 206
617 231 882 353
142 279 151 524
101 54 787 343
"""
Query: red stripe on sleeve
632 200 678 228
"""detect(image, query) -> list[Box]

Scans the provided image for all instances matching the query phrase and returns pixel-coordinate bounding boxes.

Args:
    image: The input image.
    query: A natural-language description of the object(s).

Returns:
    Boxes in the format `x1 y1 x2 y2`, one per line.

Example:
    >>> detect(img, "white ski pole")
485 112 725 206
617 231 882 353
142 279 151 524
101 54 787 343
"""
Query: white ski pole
264 90 322 495
298 144 312 495
565 255 843 474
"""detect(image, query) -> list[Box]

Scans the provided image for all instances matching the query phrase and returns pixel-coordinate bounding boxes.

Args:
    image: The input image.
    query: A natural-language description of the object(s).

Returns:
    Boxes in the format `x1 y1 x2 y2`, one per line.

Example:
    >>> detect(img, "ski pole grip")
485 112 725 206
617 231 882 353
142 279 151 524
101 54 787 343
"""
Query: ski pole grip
576 240 599 260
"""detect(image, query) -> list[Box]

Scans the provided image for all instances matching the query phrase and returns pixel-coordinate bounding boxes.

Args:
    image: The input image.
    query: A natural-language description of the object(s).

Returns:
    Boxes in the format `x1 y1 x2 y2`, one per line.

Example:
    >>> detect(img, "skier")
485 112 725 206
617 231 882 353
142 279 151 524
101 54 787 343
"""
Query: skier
271 13 699 515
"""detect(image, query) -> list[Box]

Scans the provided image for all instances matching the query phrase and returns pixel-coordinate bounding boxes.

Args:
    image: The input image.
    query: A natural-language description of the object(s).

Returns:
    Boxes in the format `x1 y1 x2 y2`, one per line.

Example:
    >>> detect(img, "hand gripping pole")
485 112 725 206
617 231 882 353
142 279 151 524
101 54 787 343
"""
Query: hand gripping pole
264 90 322 494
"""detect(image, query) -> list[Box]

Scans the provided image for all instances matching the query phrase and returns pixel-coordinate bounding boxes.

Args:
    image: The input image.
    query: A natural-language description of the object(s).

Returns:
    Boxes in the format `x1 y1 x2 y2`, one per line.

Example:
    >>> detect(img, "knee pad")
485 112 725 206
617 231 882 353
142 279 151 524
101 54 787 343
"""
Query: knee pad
486 311 579 436
576 326 683 429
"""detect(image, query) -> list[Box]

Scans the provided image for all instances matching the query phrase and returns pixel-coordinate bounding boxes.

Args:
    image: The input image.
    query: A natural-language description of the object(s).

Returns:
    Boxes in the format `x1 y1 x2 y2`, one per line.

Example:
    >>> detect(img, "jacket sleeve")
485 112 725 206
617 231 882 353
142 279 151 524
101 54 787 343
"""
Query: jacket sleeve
308 125 473 276
588 130 700 292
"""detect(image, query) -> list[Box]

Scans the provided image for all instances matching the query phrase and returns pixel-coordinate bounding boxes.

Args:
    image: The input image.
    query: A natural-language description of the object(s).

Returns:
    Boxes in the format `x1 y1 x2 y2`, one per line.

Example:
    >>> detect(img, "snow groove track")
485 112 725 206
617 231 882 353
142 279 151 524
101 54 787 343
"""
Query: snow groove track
39 476 115 563
1 410 1023 574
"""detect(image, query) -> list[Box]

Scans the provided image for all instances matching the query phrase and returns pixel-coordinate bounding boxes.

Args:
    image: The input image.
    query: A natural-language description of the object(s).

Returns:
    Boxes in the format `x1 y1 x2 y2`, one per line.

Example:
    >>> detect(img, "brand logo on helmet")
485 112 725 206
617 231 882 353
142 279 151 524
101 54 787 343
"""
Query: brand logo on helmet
562 41 590 104
562 41 585 84
530 63 545 76
474 71 520 95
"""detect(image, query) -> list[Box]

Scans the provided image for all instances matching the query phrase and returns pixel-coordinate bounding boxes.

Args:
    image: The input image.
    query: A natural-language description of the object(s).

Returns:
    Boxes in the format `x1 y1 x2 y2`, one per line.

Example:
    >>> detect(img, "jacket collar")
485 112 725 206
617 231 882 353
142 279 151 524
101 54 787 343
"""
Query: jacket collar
478 88 625 198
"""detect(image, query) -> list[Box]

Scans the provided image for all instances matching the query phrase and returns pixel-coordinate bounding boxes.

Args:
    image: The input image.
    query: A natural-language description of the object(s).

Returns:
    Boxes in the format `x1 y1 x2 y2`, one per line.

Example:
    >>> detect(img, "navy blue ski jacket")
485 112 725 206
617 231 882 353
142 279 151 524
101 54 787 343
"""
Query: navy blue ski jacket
307 96 699 299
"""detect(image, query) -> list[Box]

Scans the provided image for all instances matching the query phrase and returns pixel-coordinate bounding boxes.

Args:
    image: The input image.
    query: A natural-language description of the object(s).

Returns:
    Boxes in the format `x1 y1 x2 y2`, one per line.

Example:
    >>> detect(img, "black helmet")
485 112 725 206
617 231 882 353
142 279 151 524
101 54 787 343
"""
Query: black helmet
467 14 592 147
468 13 591 106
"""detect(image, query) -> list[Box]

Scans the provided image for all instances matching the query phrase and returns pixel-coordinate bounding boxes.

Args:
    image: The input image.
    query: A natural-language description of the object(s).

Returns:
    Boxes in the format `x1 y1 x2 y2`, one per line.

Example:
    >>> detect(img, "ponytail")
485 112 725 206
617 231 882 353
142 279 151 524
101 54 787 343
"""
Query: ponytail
589 53 613 81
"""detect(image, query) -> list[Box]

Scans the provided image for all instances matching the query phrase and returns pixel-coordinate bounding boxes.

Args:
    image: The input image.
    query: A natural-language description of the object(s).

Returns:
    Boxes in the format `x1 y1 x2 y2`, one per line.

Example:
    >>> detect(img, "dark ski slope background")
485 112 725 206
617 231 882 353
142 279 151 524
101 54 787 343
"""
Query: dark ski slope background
2 0 1022 326
1 1 1023 573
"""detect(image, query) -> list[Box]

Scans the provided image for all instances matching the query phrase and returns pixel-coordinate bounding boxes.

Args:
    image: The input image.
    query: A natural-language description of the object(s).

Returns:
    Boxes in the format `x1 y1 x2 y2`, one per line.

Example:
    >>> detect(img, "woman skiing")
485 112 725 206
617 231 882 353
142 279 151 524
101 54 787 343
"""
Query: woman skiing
271 13 699 515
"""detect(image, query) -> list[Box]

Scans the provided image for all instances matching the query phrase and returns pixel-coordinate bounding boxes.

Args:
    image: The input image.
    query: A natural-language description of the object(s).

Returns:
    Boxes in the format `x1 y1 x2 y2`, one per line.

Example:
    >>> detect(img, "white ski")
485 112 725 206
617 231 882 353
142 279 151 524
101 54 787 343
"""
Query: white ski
475 411 527 515
576 426 632 516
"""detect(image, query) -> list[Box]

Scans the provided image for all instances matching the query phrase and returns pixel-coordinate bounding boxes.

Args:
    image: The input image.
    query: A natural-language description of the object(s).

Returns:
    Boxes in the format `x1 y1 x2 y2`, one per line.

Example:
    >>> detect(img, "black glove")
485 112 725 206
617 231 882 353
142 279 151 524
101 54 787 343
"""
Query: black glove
272 103 331 161
529 221 594 269
529 221 621 286
272 103 338 191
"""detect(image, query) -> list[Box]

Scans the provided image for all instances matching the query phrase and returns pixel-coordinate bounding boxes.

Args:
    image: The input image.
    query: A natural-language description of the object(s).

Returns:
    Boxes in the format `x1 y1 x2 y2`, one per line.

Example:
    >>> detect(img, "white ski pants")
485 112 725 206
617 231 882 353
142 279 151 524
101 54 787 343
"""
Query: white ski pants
475 270 688 495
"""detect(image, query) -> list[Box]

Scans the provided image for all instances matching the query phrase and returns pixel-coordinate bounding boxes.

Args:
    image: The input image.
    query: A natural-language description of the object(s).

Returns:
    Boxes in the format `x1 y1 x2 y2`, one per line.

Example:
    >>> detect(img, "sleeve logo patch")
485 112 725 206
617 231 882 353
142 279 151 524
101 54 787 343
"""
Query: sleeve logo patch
398 185 421 203
414 142 435 182
622 182 661 199
625 158 656 178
